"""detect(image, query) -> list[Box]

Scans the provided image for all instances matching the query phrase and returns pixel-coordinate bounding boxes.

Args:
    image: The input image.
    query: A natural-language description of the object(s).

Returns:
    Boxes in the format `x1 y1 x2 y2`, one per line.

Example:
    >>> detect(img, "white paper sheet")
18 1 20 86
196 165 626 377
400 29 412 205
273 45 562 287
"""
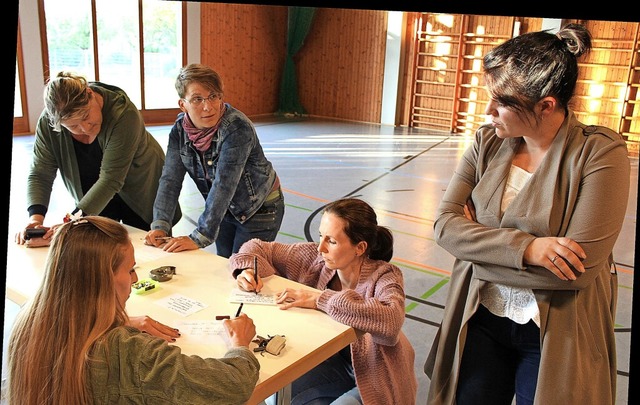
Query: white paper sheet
155 293 209 316
229 288 277 305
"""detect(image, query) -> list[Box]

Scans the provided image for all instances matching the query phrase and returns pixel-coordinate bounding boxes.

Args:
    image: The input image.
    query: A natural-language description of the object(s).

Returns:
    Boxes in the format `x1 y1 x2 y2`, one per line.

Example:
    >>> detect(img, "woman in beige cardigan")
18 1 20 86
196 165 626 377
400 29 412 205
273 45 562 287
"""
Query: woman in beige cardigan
425 24 630 405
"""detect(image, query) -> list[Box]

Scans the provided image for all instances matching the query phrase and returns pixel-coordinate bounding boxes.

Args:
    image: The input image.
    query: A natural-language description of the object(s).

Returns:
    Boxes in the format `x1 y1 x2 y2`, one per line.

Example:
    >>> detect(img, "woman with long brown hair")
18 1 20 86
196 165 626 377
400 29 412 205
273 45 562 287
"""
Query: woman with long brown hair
7 216 259 404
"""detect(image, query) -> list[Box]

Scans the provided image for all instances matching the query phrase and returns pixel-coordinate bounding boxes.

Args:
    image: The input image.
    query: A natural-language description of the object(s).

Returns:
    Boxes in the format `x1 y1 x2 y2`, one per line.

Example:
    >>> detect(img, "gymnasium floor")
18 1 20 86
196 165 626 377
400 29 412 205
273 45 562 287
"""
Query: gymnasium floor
4 116 637 403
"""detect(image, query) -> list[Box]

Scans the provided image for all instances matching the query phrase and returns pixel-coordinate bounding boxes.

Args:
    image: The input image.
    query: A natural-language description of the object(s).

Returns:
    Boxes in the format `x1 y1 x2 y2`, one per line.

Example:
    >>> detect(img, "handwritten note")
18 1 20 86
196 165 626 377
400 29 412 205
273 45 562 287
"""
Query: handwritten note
229 288 277 305
155 293 208 316
177 320 225 343
179 320 224 336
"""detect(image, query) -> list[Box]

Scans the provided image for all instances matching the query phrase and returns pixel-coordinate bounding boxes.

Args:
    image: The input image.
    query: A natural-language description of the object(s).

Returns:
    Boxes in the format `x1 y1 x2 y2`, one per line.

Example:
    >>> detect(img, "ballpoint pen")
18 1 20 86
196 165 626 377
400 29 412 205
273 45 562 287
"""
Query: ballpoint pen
235 303 244 318
139 236 172 241
253 256 259 295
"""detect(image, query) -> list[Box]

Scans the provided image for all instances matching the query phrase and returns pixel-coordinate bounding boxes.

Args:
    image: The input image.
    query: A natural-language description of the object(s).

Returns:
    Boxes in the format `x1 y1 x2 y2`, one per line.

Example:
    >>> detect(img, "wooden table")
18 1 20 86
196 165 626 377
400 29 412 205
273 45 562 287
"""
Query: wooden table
4 226 357 405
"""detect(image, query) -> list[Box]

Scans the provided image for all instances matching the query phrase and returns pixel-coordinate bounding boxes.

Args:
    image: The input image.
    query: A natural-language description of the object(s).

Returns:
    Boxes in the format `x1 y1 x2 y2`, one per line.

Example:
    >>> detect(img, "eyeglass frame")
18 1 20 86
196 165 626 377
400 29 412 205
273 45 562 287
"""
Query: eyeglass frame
182 93 222 107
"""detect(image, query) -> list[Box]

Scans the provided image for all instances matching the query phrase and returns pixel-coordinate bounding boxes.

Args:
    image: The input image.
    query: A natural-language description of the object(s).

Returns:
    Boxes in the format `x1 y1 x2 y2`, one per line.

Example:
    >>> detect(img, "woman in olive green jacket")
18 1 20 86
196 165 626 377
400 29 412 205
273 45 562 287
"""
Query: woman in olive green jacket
18 71 181 243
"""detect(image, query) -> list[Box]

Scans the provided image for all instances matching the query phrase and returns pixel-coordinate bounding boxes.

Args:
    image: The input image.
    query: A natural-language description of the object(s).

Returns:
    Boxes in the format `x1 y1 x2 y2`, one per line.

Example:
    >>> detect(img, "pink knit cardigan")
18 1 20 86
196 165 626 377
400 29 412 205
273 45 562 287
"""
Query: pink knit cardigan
229 239 418 405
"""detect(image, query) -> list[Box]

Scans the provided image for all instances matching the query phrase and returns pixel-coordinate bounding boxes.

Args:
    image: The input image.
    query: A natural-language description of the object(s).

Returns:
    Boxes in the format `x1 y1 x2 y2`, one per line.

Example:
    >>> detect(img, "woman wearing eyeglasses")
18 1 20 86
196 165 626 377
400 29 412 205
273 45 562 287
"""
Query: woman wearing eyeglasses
144 63 284 258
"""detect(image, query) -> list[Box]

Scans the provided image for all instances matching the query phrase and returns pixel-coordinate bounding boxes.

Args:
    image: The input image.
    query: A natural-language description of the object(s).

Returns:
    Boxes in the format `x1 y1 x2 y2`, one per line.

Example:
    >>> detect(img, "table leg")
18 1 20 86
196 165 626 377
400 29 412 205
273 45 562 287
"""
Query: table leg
274 384 292 405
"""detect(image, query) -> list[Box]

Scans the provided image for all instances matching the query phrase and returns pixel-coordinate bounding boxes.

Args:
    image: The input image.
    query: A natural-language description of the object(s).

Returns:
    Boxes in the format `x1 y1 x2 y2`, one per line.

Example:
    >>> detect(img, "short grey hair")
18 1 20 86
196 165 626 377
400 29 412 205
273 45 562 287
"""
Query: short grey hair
44 71 91 132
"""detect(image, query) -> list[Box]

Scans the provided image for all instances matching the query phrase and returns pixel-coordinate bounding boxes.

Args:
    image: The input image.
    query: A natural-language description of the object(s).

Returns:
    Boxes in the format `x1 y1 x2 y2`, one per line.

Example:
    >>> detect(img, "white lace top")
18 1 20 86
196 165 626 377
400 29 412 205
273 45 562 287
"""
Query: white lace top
479 164 540 326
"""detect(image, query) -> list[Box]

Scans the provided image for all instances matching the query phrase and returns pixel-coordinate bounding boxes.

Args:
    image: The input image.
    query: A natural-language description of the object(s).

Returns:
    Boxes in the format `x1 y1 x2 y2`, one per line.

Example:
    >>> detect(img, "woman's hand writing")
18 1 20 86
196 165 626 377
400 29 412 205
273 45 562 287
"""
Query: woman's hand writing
236 269 263 293
144 230 169 247
144 232 199 252
161 236 199 252
222 313 257 348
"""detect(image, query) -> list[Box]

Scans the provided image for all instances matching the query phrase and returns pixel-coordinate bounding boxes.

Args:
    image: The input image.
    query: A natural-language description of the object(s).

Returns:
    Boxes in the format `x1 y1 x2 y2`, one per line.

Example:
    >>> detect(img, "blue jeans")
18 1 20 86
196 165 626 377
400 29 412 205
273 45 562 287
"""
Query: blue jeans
331 387 362 404
289 346 356 405
215 188 285 258
265 386 361 405
456 304 541 405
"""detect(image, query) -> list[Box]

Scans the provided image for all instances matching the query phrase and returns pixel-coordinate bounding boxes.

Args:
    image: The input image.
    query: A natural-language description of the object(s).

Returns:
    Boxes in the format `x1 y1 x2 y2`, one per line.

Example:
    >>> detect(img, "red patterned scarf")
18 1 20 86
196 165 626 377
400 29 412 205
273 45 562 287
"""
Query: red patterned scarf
182 105 226 152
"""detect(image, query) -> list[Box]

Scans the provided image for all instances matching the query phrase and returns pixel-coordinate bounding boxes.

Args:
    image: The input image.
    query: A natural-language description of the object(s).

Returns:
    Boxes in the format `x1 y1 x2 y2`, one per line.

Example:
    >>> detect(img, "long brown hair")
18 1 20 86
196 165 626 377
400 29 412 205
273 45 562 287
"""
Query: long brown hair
7 216 130 404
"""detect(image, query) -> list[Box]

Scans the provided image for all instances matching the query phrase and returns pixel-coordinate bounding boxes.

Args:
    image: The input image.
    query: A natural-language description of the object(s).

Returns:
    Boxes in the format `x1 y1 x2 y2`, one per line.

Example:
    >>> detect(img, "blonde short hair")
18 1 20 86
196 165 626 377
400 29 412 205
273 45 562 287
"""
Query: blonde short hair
44 71 92 131
175 63 224 99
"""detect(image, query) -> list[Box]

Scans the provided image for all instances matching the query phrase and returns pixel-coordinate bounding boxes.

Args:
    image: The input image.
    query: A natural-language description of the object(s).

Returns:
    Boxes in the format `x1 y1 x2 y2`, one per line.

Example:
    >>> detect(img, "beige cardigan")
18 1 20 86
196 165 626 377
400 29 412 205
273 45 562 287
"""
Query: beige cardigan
425 112 630 405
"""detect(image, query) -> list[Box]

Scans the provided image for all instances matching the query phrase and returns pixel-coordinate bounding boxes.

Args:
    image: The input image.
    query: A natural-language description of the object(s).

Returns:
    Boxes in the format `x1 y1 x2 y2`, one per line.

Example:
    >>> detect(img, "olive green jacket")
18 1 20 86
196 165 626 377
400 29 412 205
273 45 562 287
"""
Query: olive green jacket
425 112 630 404
89 326 260 404
27 82 181 225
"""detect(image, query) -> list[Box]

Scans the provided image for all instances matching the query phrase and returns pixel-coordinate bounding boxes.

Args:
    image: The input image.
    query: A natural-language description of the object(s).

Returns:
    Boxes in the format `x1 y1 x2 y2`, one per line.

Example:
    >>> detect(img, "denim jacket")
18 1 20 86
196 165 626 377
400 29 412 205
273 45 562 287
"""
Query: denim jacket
152 105 277 248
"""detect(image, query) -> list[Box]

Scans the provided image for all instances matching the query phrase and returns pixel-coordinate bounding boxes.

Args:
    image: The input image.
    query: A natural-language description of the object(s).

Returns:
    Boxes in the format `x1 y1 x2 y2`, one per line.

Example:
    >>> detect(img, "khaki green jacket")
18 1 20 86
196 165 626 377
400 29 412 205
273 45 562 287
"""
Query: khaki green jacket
89 326 260 404
425 112 630 405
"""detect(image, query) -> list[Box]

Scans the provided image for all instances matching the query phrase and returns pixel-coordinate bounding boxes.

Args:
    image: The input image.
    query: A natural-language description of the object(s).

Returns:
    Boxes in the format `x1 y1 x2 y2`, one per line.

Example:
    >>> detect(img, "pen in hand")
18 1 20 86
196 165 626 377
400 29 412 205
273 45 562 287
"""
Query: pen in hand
253 256 259 295
217 303 243 320
139 236 172 241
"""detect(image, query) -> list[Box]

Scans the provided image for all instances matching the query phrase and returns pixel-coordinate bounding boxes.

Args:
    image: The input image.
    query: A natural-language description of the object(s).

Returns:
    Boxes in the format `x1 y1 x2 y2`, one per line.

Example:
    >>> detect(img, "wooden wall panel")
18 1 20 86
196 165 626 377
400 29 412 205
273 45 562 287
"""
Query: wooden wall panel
195 4 639 144
397 12 421 127
408 13 464 130
627 38 640 144
295 8 388 123
454 15 515 134
400 13 640 148
574 20 638 140
520 18 543 33
200 3 287 117
400 14 543 131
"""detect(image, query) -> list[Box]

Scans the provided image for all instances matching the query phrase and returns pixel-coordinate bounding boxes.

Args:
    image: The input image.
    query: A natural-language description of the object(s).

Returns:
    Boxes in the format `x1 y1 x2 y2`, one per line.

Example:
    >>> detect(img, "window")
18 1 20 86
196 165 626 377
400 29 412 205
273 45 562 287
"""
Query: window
42 0 183 122
13 18 29 135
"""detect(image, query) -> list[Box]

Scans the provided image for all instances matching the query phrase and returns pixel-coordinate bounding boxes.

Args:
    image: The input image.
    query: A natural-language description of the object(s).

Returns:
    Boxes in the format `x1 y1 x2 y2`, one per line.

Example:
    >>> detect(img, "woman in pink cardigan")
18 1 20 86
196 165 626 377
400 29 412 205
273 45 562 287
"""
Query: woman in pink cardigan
229 198 417 405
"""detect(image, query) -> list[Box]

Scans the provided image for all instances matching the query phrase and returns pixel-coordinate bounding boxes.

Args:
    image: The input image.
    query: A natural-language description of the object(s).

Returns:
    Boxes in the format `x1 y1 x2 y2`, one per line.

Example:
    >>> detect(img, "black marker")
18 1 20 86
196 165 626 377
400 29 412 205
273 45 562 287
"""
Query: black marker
253 256 259 295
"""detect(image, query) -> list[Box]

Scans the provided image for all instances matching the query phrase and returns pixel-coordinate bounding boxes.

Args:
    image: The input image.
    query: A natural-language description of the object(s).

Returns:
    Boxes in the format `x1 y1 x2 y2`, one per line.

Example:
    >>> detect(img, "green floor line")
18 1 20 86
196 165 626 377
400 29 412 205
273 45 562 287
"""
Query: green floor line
285 203 313 212
277 231 306 241
391 260 450 278
388 227 435 241
406 279 449 312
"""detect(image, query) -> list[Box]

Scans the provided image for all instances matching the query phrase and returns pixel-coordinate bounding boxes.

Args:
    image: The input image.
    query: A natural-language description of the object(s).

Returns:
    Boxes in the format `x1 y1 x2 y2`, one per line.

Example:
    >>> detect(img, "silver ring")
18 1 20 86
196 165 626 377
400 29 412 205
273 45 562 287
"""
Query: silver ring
551 255 559 264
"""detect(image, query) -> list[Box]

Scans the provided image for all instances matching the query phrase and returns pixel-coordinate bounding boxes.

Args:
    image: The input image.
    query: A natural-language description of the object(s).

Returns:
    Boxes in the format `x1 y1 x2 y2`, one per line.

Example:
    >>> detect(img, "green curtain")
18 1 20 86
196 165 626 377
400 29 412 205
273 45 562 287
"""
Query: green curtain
277 6 315 116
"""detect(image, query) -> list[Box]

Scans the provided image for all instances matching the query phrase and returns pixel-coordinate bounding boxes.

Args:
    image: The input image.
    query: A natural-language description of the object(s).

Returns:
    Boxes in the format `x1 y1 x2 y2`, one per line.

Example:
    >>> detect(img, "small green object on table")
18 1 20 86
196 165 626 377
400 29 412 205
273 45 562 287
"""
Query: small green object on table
132 278 158 295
